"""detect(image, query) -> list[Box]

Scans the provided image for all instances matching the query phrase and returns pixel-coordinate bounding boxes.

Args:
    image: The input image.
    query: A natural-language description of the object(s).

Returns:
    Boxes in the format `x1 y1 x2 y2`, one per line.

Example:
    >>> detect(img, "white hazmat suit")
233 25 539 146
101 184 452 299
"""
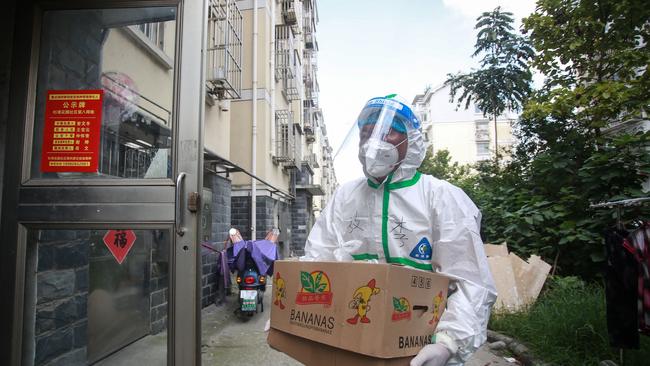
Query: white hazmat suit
303 95 497 365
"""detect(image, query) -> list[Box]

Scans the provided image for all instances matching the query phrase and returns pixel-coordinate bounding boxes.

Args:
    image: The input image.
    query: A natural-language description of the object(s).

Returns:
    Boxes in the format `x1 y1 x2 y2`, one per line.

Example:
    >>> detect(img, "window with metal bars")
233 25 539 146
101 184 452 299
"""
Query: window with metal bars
206 0 243 99
275 110 295 163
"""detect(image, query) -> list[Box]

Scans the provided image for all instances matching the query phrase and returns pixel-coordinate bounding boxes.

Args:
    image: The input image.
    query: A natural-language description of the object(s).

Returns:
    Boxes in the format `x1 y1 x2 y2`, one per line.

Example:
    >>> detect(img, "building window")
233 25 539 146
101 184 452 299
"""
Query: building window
206 0 243 99
138 23 165 49
475 121 489 142
477 142 490 156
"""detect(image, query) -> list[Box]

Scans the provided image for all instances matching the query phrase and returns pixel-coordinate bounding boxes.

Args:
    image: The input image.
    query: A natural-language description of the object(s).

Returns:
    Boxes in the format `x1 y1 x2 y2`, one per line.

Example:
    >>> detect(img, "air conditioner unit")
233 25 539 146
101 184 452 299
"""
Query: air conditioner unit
219 99 230 112
210 66 225 81
216 66 225 80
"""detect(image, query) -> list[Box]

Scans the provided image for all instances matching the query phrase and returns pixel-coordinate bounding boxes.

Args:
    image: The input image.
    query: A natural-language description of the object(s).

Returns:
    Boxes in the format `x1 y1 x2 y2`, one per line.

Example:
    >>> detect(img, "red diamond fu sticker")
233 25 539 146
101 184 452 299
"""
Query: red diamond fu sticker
103 230 137 264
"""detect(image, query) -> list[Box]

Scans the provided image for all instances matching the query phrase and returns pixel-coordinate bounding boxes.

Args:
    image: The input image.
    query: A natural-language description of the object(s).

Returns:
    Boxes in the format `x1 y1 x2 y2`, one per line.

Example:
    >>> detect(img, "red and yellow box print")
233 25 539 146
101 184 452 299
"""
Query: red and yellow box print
41 90 103 173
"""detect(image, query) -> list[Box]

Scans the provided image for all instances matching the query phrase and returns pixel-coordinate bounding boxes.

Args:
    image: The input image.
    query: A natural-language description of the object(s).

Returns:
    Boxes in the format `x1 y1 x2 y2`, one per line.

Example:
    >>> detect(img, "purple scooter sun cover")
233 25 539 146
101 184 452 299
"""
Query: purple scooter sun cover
229 240 278 276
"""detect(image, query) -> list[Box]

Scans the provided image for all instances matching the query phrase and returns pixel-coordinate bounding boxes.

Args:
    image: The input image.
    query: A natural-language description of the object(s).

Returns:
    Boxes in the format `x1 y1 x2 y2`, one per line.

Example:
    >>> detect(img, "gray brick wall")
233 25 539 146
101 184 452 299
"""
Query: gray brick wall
290 190 313 256
290 165 315 256
231 195 251 239
34 231 90 366
32 229 174 364
197 173 231 308
200 248 220 308
211 175 232 244
256 196 275 235
232 195 286 240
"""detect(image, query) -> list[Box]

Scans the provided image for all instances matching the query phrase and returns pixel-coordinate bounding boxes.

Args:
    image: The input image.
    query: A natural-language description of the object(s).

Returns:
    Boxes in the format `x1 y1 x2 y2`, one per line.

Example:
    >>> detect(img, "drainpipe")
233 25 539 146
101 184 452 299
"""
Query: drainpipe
270 0 276 159
251 0 258 240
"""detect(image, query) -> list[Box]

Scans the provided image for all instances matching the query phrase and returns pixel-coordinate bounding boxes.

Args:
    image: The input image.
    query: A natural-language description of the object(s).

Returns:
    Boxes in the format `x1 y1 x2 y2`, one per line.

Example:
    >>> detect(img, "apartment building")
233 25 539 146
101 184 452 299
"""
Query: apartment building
201 0 336 258
0 0 335 364
412 84 517 164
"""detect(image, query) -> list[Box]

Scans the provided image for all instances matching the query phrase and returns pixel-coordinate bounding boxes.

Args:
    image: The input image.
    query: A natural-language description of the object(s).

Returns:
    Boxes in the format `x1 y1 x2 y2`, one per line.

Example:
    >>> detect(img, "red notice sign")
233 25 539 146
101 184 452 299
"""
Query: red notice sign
41 90 103 172
103 230 137 264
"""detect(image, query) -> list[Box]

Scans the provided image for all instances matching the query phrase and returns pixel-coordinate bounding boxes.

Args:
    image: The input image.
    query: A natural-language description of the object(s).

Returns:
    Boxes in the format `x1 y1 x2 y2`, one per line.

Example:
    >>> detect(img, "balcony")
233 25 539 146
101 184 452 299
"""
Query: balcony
321 165 330 185
275 26 301 101
305 82 318 104
281 0 298 26
206 0 242 99
302 152 319 175
283 73 301 101
296 183 324 196
303 49 318 87
303 9 316 49
303 105 321 143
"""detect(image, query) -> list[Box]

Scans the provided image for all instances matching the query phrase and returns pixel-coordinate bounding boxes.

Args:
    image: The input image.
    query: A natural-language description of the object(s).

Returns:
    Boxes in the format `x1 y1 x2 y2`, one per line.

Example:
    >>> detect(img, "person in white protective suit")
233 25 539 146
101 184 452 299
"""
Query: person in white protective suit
302 94 497 366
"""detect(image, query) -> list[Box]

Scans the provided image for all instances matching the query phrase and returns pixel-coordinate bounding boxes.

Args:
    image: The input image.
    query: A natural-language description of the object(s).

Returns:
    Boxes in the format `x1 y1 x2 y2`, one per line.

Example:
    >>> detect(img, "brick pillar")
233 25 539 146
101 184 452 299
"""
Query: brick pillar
211 175 232 245
277 200 292 258
291 190 311 256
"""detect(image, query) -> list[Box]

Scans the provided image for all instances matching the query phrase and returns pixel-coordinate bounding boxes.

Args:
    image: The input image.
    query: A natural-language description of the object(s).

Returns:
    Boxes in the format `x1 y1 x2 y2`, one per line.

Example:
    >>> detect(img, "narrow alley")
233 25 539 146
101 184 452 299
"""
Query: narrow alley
201 286 300 365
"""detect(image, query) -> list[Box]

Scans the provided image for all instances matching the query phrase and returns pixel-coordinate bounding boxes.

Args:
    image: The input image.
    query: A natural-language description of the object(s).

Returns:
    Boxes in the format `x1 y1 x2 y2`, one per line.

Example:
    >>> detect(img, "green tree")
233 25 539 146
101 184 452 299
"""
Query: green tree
418 149 477 198
446 6 534 161
418 149 469 181
472 0 650 278
523 0 650 133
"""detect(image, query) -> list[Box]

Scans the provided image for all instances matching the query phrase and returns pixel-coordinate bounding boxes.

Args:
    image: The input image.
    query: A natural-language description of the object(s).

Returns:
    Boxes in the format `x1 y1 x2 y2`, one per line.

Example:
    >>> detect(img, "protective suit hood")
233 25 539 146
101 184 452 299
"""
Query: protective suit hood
357 94 426 184
387 120 425 183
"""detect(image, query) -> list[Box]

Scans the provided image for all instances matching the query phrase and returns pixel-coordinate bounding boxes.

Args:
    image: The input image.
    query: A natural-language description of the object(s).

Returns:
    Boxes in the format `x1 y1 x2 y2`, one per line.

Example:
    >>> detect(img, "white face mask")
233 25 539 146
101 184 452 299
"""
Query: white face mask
359 138 407 179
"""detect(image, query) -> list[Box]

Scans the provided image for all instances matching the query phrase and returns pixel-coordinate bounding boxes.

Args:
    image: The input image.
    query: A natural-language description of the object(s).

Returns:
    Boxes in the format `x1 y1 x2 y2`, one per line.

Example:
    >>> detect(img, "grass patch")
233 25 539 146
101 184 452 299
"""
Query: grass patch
489 276 650 366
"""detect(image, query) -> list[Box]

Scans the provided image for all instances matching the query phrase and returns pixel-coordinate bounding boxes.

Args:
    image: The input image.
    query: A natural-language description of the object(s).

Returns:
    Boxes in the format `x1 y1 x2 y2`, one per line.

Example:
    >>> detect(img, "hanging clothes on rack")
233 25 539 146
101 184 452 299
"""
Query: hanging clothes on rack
604 228 640 349
628 222 650 336
593 197 650 358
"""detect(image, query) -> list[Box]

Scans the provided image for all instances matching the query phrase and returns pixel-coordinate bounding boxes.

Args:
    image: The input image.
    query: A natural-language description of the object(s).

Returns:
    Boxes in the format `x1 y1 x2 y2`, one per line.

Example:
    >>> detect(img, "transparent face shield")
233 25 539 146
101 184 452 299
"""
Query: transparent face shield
357 106 409 180
334 97 415 183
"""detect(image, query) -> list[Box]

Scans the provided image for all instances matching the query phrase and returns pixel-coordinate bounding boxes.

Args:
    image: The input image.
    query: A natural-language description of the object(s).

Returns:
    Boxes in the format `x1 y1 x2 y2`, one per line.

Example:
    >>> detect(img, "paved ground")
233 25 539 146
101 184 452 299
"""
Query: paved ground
201 288 299 365
98 283 518 365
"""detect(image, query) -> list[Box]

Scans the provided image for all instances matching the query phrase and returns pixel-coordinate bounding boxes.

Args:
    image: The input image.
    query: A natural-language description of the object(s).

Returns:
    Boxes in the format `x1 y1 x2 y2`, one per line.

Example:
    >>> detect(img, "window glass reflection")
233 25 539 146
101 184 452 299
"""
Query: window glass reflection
31 8 176 179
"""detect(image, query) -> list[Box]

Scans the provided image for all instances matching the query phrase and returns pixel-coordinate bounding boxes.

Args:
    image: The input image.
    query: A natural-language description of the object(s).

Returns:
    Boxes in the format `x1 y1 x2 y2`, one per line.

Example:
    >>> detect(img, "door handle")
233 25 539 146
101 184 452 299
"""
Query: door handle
176 172 187 236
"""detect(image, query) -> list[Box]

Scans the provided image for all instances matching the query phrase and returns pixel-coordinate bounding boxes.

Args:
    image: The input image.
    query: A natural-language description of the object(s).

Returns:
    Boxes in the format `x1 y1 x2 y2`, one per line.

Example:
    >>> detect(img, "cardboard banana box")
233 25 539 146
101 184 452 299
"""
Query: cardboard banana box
268 260 450 362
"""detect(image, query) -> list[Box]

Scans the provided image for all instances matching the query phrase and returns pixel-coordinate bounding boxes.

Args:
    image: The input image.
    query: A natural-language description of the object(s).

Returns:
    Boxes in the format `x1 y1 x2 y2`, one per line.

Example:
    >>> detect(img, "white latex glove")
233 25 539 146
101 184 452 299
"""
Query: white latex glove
410 344 452 366
264 318 271 332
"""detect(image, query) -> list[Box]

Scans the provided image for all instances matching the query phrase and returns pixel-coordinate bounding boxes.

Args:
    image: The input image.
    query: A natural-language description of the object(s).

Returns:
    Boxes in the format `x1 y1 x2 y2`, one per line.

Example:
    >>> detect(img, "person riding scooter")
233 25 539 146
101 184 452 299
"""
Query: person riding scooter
227 228 280 317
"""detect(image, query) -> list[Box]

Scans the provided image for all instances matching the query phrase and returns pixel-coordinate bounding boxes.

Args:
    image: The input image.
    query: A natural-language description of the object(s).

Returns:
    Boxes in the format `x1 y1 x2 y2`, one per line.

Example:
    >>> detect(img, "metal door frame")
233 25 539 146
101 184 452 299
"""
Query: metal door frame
0 0 206 365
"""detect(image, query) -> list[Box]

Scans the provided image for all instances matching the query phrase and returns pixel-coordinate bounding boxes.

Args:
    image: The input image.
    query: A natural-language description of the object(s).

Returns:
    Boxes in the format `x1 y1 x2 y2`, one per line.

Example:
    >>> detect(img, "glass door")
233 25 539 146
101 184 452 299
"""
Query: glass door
2 0 205 365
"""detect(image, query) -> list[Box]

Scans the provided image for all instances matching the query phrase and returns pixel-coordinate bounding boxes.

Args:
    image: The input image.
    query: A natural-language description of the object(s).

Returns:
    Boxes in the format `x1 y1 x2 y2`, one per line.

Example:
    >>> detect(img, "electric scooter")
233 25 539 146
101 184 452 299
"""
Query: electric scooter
236 256 266 316
227 228 279 319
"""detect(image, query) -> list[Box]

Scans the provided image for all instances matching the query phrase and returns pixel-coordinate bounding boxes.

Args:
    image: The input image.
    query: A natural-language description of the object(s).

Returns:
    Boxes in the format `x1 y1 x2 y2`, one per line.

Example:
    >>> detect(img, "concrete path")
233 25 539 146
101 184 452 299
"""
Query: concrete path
201 288 300 365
